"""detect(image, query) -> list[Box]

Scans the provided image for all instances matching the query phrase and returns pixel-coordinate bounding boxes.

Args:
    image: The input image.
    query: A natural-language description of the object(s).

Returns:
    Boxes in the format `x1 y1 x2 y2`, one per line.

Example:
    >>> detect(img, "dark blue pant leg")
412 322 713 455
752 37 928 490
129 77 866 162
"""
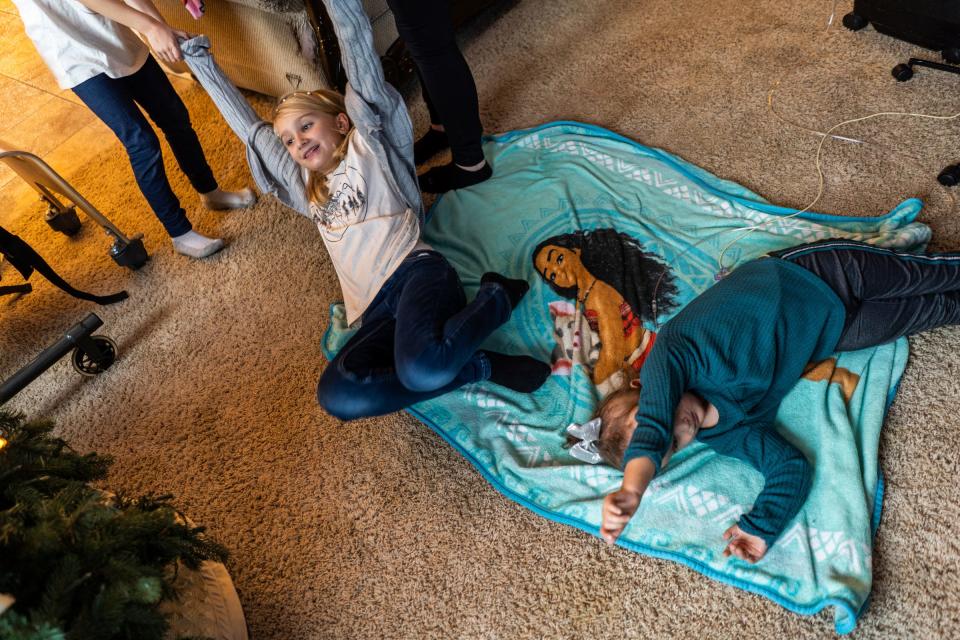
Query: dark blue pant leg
72 65 191 237
775 239 960 350
392 252 511 392
774 239 960 299
386 0 484 166
121 56 218 195
837 291 960 350
316 252 509 420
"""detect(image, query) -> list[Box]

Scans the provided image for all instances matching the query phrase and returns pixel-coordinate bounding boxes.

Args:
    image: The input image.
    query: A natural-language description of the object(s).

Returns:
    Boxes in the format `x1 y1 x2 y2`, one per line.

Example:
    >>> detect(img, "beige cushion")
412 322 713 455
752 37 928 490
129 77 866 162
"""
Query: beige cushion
155 0 399 97
220 0 305 12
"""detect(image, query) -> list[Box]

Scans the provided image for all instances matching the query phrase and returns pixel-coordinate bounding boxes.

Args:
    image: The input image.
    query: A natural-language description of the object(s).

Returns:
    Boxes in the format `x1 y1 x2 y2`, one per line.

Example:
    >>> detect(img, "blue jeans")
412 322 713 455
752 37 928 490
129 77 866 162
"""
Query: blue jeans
317 250 511 420
72 55 218 237
772 239 960 350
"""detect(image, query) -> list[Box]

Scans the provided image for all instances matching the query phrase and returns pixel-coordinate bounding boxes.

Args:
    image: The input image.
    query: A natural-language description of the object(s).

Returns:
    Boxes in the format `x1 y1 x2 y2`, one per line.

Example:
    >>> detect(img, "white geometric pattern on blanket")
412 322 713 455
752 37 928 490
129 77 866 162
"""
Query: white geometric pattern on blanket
569 464 621 490
519 133 736 219
650 482 750 520
519 131 930 253
464 388 553 466
778 523 871 573
464 387 505 410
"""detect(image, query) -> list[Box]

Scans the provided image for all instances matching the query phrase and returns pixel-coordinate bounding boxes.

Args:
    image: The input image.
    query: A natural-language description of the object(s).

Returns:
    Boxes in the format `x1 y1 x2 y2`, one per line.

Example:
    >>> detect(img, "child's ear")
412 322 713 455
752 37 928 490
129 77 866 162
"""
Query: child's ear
336 112 350 135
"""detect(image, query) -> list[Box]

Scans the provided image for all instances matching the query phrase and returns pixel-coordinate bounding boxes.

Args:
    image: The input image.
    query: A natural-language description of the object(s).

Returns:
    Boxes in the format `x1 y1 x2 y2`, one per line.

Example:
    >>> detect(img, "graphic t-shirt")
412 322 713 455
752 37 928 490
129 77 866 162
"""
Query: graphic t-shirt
309 131 426 324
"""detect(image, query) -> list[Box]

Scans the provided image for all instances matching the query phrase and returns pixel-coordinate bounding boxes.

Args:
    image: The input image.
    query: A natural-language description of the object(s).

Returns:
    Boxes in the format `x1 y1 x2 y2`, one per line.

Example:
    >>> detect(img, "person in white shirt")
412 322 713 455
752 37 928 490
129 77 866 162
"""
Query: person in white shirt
11 0 256 258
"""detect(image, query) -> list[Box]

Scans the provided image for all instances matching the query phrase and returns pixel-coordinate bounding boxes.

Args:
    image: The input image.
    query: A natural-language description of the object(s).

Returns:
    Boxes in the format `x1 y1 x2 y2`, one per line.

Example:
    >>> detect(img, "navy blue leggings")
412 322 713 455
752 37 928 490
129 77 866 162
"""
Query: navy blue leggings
387 0 484 166
316 251 511 420
771 239 960 350
72 55 218 237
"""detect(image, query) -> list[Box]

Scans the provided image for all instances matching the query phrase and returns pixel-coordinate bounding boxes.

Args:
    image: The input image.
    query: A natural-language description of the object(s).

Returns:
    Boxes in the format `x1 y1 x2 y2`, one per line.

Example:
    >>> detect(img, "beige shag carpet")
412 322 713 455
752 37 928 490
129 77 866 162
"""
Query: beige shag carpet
3 1 960 637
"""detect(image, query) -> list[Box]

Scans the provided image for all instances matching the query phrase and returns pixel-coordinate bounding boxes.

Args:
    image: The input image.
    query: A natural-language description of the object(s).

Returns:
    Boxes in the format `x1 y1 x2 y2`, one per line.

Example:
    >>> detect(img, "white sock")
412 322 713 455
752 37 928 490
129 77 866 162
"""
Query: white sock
171 230 225 258
200 187 256 210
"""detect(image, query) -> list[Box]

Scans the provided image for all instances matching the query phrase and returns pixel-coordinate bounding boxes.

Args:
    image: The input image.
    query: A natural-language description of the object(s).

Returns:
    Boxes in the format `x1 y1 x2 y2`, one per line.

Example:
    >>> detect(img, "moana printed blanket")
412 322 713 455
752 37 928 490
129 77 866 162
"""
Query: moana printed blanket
322 121 932 633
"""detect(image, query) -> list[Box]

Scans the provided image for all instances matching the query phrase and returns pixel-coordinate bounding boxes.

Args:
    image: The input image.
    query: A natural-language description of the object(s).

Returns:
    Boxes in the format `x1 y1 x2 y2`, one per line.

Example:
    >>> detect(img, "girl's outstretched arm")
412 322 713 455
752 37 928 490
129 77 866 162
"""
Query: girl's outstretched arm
320 0 409 131
319 0 418 194
179 36 310 217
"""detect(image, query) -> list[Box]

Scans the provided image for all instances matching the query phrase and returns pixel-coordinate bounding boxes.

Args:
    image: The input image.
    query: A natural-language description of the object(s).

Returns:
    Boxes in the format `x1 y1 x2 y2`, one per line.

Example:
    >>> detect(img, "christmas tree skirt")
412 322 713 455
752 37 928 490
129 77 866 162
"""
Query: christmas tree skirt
322 122 931 633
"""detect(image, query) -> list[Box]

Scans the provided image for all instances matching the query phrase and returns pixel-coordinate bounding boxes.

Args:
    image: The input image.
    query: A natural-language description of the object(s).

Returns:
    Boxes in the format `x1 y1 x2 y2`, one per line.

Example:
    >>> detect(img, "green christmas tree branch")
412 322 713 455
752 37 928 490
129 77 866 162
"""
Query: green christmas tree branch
0 411 229 640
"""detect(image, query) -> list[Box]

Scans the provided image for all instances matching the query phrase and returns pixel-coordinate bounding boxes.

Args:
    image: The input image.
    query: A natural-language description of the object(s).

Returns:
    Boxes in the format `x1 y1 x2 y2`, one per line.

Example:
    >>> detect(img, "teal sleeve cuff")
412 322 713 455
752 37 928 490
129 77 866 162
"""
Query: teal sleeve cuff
621 448 662 475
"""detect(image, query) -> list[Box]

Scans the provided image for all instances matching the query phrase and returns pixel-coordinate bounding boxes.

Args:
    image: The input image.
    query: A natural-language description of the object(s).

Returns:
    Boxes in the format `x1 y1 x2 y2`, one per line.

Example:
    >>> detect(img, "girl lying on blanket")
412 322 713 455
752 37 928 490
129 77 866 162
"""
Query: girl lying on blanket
574 238 960 562
179 0 550 419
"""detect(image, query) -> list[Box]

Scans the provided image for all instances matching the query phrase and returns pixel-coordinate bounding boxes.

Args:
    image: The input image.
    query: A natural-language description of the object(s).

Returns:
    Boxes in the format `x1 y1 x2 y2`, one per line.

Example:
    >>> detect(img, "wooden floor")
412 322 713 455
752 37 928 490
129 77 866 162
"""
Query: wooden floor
0 1 192 228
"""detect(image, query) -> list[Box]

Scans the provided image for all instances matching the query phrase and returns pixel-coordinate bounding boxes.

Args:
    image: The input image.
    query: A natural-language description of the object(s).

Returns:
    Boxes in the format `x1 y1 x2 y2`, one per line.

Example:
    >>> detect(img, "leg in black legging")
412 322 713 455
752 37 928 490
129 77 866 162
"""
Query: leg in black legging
836 291 960 351
774 239 960 304
387 0 484 166
773 239 960 349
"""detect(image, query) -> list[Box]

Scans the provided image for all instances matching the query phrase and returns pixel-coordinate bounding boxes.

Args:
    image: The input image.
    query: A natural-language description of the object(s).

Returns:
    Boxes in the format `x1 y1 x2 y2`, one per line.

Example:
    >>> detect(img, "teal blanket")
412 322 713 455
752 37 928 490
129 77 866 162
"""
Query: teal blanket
322 122 930 633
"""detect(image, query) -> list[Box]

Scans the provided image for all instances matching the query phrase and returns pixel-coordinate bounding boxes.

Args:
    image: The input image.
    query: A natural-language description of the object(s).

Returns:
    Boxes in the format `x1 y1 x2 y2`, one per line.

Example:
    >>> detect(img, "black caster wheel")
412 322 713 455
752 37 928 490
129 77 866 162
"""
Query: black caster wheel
71 335 117 376
892 63 914 81
842 12 868 31
943 48 960 64
110 237 148 270
938 164 960 187
45 205 81 236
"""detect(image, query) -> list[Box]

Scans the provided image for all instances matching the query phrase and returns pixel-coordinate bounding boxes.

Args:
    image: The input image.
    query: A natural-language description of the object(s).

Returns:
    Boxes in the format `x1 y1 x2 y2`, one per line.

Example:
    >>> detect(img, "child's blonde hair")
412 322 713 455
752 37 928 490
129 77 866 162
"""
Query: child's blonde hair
273 89 353 205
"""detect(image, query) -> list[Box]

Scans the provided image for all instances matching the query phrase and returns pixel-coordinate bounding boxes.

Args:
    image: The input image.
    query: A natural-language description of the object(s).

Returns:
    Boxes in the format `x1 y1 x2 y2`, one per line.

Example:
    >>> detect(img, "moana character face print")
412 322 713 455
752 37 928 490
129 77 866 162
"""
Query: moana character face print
532 229 678 386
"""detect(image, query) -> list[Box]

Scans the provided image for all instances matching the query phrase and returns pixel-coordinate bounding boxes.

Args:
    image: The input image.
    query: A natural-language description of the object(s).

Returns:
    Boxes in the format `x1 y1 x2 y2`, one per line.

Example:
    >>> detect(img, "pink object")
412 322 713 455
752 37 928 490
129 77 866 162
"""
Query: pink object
183 0 204 19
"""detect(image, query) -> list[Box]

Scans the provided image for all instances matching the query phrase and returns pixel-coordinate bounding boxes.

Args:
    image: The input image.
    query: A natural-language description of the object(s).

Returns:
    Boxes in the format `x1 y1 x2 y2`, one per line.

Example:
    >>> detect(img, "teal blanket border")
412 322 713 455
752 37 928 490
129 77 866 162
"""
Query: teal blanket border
321 121 907 633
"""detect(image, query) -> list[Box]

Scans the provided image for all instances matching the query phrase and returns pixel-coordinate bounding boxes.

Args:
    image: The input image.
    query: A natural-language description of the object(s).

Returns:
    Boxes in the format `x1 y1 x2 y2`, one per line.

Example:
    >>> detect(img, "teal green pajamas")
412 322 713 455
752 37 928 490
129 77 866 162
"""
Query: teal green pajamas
624 257 846 546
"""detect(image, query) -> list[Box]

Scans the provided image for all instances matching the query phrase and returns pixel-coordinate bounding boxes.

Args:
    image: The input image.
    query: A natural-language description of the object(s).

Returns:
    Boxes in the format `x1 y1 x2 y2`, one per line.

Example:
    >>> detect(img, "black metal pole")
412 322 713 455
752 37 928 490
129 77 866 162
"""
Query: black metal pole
0 312 103 404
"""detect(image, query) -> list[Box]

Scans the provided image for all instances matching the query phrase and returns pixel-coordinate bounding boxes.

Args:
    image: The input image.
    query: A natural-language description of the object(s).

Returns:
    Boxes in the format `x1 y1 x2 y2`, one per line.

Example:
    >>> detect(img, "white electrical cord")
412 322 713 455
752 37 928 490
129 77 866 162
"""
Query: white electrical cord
716 84 960 272
826 0 840 28
648 3 960 322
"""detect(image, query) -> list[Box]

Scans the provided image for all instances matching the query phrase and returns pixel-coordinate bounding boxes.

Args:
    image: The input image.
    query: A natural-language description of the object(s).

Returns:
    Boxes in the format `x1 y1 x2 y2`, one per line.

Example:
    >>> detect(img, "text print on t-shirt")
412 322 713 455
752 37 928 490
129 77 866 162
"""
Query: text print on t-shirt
315 162 367 242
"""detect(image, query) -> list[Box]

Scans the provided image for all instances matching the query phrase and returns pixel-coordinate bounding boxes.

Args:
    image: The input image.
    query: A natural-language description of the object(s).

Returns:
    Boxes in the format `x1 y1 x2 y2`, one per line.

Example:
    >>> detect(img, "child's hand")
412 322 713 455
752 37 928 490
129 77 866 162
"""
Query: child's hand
722 524 768 563
146 21 183 63
600 489 642 544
